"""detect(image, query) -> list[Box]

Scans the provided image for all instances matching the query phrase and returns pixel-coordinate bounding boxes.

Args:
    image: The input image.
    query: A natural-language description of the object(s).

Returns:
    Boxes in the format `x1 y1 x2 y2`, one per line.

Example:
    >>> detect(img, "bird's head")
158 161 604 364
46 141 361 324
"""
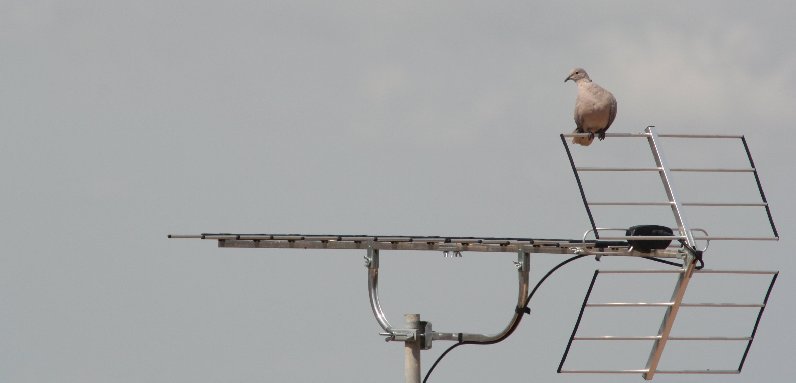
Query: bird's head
565 68 591 83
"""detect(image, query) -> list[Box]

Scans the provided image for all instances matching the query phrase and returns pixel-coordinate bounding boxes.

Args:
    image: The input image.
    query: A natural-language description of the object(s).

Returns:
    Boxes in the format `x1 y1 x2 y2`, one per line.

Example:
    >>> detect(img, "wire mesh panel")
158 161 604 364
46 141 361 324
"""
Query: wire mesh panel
558 269 778 378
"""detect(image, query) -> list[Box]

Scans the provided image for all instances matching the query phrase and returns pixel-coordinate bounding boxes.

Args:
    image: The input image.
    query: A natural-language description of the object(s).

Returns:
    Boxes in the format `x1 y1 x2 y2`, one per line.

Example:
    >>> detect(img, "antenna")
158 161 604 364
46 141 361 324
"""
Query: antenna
169 127 779 382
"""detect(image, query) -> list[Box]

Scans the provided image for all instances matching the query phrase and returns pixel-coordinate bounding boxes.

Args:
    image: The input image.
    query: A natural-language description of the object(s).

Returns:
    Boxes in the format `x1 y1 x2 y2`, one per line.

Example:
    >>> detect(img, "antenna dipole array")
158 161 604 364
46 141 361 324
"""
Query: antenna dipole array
559 126 779 379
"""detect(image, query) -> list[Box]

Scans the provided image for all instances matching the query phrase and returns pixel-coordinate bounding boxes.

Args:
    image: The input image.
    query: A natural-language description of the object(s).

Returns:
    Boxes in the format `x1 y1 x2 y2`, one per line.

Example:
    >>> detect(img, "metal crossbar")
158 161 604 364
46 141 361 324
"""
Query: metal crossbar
167 233 686 258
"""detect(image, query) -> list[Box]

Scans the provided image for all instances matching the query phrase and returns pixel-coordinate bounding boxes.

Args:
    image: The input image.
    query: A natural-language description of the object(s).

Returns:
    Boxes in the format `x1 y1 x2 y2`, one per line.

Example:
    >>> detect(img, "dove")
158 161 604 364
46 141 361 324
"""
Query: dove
565 68 617 146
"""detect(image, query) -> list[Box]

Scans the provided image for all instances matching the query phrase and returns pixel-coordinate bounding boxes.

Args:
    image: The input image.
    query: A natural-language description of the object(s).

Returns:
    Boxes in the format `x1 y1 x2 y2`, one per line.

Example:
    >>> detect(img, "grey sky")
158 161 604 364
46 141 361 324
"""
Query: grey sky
2 1 794 382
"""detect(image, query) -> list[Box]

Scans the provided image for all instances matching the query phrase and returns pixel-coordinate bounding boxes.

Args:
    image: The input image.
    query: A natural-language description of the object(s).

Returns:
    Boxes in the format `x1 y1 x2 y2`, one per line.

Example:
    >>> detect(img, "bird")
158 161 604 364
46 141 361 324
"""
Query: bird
565 68 617 146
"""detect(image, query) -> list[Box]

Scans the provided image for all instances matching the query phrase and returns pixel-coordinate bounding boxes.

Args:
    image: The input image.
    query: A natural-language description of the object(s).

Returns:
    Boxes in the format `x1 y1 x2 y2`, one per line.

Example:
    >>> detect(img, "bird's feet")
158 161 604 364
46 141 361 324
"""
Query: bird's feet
597 131 606 140
588 132 595 140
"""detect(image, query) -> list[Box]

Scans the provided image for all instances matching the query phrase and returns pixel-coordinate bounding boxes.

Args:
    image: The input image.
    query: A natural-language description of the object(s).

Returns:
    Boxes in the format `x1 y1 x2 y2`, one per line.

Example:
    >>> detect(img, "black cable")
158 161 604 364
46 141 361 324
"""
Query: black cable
422 342 464 383
422 254 587 383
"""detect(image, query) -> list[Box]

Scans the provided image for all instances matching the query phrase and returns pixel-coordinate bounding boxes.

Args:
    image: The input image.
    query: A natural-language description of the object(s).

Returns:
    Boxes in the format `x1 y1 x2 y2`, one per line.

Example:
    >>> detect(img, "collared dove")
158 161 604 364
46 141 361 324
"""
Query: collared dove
565 68 617 146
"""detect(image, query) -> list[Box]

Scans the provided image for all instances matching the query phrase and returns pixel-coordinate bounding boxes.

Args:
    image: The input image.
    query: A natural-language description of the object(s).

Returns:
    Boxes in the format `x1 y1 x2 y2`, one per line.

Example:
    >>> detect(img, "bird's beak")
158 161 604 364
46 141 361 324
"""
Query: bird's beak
564 75 571 83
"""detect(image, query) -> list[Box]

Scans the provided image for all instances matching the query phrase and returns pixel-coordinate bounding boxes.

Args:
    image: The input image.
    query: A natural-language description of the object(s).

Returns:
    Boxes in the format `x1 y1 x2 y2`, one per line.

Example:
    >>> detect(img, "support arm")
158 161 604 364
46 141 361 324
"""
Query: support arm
365 245 531 345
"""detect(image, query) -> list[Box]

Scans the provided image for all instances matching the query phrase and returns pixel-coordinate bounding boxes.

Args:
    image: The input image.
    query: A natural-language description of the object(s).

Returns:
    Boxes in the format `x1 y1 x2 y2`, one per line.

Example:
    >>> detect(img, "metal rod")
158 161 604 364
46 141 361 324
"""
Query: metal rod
597 270 686 274
654 369 740 374
741 136 779 238
643 127 698 380
561 369 650 374
576 167 661 172
587 302 764 308
588 202 767 207
596 269 777 275
692 236 779 241
694 270 779 275
561 133 746 139
643 261 696 380
576 167 755 172
558 270 600 373
683 202 767 206
669 336 752 341
561 134 599 238
561 369 740 374
588 202 673 206
366 247 392 332
657 134 744 138
738 272 779 372
646 126 696 247
404 314 421 383
212 238 688 256
452 251 531 343
561 132 651 138
575 336 662 340
670 168 755 172
681 303 764 308
573 336 752 341
588 302 673 307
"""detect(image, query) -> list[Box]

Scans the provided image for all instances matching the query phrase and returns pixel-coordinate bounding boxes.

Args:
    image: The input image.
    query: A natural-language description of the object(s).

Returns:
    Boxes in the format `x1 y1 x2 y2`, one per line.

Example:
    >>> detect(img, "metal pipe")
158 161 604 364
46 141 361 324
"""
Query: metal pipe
561 369 740 374
657 134 744 139
670 168 755 172
576 167 661 171
654 369 740 374
643 261 696 380
693 236 779 241
366 247 392 332
588 202 673 206
574 336 752 341
561 132 650 138
681 303 764 308
587 303 673 307
576 166 755 173
562 132 746 139
596 269 778 275
446 251 531 343
586 302 764 308
683 202 767 206
643 127 698 380
561 369 650 374
588 202 767 207
404 314 421 383
695 270 778 275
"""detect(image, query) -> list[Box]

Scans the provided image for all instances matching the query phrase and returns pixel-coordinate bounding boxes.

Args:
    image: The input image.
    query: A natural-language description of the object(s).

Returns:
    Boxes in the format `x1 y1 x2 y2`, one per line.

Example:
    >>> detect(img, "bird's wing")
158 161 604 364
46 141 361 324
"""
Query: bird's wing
573 92 587 132
606 94 617 130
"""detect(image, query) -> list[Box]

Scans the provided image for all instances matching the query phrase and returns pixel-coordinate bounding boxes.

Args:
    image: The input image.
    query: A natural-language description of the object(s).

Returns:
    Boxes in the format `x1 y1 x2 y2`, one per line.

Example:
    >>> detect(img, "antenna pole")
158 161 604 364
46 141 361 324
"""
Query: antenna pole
404 314 421 383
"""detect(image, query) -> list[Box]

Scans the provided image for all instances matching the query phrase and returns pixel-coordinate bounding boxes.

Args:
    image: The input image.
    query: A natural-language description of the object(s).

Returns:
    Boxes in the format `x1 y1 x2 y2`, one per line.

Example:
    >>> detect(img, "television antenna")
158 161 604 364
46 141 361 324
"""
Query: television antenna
169 126 778 382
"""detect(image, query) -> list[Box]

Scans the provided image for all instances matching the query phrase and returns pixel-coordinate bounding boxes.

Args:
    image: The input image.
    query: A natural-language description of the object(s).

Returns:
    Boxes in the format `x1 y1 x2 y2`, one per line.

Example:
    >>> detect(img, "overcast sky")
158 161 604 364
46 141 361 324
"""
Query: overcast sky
2 1 795 382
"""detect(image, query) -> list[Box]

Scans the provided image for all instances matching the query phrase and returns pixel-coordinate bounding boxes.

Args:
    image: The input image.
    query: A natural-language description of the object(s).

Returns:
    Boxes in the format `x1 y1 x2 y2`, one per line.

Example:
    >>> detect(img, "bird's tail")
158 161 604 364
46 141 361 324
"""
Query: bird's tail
572 129 594 146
